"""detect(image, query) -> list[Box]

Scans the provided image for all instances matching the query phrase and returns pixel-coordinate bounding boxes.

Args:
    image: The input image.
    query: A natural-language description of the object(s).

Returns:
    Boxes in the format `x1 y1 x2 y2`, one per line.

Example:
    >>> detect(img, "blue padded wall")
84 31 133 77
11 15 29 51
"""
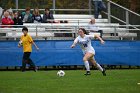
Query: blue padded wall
0 40 140 66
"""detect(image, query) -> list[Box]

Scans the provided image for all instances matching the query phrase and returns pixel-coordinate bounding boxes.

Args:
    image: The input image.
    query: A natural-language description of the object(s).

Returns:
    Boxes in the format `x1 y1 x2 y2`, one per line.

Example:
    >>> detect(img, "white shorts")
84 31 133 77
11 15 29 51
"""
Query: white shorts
82 50 95 55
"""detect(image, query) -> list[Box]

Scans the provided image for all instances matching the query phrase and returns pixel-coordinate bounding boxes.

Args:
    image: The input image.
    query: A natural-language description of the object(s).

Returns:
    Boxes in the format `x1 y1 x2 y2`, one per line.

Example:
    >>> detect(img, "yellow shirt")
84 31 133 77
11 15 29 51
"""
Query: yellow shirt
20 34 33 52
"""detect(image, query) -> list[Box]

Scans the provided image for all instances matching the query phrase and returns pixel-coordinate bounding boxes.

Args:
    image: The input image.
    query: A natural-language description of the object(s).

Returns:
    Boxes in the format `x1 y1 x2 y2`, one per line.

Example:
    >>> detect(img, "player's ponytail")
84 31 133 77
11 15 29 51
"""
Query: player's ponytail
79 28 88 35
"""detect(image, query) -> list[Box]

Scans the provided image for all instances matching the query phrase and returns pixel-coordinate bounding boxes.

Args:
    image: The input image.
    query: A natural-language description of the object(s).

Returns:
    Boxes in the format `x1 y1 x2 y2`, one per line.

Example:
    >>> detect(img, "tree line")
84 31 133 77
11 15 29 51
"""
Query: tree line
0 0 140 14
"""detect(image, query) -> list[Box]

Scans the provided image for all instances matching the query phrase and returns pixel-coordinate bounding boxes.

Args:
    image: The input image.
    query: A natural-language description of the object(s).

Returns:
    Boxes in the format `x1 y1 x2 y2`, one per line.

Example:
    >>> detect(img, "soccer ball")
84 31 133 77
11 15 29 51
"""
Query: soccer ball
18 40 23 46
57 70 65 77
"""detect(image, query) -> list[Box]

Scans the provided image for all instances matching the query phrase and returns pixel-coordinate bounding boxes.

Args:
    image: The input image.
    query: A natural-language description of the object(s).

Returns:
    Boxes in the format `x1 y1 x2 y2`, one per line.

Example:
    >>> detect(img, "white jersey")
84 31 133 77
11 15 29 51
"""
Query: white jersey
88 23 99 32
74 35 95 55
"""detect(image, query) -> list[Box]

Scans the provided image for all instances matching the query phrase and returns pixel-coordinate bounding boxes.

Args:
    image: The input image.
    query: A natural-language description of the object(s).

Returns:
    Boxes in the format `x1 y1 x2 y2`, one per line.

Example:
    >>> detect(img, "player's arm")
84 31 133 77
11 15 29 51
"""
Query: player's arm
29 36 39 50
71 38 78 48
94 34 105 44
32 41 39 50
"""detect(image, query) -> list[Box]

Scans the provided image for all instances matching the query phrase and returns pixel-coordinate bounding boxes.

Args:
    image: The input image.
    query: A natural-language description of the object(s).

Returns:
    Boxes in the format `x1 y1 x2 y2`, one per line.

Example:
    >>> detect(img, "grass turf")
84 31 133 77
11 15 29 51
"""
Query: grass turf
0 69 140 93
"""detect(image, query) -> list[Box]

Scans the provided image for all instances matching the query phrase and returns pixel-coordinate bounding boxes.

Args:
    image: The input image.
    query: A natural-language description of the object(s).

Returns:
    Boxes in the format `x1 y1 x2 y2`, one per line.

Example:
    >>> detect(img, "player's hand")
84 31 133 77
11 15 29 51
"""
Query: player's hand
18 44 21 48
100 40 105 44
71 45 75 48
36 47 39 51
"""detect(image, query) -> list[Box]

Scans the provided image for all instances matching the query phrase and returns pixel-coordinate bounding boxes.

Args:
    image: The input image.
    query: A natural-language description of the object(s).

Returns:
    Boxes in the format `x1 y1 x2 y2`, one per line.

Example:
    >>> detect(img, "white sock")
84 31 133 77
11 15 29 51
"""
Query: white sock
96 63 103 72
84 61 90 71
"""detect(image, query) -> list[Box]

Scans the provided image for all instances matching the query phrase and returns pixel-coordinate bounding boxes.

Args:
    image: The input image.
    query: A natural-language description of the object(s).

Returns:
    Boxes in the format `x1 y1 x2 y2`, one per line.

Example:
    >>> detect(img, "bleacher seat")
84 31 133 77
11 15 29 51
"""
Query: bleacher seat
118 32 137 40
41 14 94 19
0 14 138 40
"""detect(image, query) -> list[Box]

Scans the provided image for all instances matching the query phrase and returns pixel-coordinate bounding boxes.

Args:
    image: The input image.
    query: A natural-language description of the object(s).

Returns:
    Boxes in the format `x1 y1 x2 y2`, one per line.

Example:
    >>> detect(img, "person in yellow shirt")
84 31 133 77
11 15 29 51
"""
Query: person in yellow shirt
18 26 39 72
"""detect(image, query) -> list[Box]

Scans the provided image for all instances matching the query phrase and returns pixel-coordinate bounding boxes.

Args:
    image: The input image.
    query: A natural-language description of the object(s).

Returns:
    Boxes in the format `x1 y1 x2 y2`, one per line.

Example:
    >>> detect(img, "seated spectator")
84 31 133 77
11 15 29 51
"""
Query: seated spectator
32 8 42 23
7 8 14 19
1 9 9 19
87 17 103 37
21 7 33 23
13 11 23 27
1 11 14 28
1 8 14 20
42 8 54 23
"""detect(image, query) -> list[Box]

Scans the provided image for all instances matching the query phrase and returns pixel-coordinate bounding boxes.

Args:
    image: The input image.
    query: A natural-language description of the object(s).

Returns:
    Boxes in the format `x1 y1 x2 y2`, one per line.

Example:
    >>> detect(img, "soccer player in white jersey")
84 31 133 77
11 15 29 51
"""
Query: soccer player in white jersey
71 28 106 76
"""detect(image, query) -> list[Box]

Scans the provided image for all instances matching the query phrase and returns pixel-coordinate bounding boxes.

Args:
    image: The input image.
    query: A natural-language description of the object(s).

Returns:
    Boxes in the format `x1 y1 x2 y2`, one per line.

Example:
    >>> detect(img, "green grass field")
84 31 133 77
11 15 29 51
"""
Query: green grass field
0 69 140 93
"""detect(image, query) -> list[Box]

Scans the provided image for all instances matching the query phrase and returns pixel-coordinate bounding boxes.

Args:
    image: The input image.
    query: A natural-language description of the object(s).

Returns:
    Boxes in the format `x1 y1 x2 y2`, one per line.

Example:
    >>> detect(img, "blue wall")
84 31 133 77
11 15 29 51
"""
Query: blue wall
0 40 140 66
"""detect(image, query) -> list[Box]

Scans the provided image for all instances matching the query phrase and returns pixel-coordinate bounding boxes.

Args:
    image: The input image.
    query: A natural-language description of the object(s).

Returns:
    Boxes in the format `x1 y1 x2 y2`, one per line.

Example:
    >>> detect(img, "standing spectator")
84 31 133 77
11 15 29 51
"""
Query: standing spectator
42 8 54 23
88 17 103 38
13 11 23 27
32 8 42 23
21 7 33 23
92 0 106 19
1 11 14 28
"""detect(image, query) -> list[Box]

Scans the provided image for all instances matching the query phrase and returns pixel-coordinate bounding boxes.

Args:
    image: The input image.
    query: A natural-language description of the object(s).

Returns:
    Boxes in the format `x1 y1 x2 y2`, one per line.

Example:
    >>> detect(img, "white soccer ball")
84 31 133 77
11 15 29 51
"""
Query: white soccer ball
57 70 65 77
18 40 23 46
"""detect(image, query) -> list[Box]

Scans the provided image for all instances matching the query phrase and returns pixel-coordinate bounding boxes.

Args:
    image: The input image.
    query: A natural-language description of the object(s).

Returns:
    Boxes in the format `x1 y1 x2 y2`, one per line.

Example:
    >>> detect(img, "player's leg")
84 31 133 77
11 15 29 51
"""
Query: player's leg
28 58 37 72
22 60 26 72
26 52 37 72
83 52 94 75
22 52 28 72
89 56 106 76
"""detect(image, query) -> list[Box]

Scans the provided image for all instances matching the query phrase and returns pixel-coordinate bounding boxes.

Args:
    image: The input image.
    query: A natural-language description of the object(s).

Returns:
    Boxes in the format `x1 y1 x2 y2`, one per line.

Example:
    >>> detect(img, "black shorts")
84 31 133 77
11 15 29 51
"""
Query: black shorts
23 52 31 60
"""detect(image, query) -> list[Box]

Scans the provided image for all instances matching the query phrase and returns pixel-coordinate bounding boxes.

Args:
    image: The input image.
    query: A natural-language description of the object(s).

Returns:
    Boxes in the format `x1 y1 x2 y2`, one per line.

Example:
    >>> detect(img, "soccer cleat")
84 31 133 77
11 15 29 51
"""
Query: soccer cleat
102 69 106 76
21 70 26 72
34 67 38 72
21 68 26 72
84 71 91 76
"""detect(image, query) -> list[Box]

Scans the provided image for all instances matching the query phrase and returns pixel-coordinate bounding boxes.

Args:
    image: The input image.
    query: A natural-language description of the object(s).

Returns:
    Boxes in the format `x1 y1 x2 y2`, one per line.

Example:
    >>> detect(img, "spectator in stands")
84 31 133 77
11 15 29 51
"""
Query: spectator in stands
32 8 42 23
1 9 9 18
87 17 103 38
18 26 39 72
1 8 14 19
92 0 106 19
42 8 54 23
21 7 33 23
1 11 14 28
13 11 23 27
7 8 14 19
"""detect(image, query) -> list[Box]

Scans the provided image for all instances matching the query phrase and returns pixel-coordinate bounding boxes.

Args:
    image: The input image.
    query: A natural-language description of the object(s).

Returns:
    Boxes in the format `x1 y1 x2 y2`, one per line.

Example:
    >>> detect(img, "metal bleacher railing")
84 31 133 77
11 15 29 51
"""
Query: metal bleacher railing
106 0 140 28
0 24 139 40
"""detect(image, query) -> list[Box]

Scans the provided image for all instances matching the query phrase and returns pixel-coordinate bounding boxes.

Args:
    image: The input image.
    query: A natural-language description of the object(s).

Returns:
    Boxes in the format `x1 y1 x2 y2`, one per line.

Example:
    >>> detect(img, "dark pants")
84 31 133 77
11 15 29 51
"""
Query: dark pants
22 52 36 71
94 1 106 18
98 30 103 38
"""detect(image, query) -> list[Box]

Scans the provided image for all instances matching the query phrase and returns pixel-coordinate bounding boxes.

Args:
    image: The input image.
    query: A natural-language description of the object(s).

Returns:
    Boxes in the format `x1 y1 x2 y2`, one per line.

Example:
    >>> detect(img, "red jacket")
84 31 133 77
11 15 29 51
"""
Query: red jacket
1 17 14 28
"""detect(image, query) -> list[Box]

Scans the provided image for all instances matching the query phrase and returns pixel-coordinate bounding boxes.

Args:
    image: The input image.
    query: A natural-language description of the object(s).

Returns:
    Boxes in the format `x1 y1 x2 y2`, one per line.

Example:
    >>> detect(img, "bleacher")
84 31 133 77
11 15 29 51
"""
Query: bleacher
0 14 138 40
